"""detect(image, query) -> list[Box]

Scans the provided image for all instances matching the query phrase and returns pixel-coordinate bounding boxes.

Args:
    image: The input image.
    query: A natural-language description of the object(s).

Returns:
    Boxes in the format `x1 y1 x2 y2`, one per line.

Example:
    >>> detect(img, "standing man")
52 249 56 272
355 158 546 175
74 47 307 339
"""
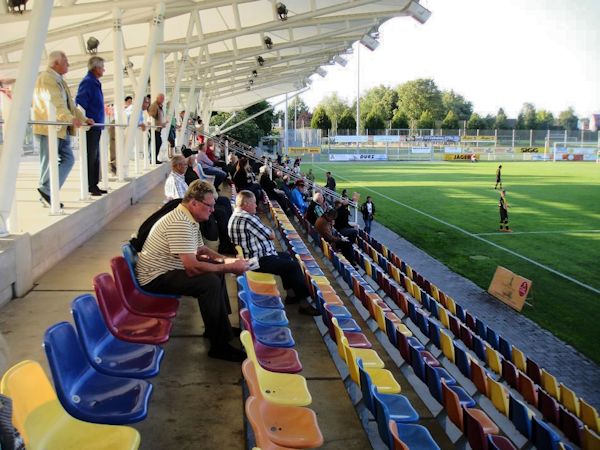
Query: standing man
76 56 106 196
495 164 503 190
228 191 319 316
360 196 376 234
147 93 166 164
325 171 336 192
499 189 511 232
33 51 93 207
137 180 249 362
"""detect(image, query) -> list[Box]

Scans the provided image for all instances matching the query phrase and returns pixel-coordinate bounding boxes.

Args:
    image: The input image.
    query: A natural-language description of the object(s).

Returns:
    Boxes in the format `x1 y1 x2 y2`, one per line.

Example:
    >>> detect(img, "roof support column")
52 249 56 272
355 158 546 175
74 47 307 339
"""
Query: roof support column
112 8 127 180
0 0 53 237
151 14 167 150
124 2 165 164
181 79 197 146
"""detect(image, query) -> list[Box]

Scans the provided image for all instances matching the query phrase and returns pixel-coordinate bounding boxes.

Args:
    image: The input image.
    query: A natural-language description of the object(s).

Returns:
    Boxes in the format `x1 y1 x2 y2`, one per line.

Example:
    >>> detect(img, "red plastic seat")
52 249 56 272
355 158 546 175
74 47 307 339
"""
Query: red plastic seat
488 435 517 450
464 407 500 450
111 256 179 319
93 273 172 345
518 374 538 407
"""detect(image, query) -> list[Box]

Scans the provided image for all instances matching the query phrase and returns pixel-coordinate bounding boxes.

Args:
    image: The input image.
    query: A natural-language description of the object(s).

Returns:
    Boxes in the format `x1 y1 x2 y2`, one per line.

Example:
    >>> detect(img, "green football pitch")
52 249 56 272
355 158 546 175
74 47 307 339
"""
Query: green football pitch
305 160 600 363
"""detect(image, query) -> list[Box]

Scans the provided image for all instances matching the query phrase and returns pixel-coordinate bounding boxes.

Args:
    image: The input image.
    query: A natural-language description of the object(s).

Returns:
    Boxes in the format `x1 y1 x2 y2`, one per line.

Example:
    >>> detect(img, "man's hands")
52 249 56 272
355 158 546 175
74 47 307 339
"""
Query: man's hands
226 258 249 275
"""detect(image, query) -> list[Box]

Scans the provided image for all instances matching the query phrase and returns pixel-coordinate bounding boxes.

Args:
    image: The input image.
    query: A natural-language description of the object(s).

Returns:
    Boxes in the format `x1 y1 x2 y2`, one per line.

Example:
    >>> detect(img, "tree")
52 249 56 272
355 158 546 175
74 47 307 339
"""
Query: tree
396 78 444 122
441 110 459 129
466 112 486 130
360 85 398 123
482 114 495 130
441 90 473 120
494 108 509 129
517 102 537 129
244 100 273 136
338 108 356 131
391 110 409 129
310 106 331 132
210 111 262 146
536 110 555 130
318 92 347 132
286 97 310 127
558 107 579 130
364 111 385 133
417 110 435 129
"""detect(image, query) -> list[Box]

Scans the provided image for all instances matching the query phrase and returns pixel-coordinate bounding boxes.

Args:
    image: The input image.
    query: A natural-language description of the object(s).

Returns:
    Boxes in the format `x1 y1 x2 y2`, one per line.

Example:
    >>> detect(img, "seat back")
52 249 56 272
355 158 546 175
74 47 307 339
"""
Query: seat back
583 425 600 450
525 357 542 385
559 405 584 446
511 345 527 372
437 305 449 328
498 335 512 361
388 420 410 450
426 362 443 402
111 255 138 299
464 407 488 450
532 416 561 450
487 376 509 416
486 328 499 350
486 345 503 376
471 335 487 362
43 322 91 413
470 360 489 396
396 329 411 362
440 330 455 363
538 388 560 425
240 331 260 367
517 374 538 407
541 369 560 401
508 394 532 439
475 318 487 339
454 343 471 379
341 336 360 384
373 386 393 447
465 312 476 331
241 359 262 399
409 344 426 382
0 360 57 442
121 243 140 284
442 379 464 430
559 383 580 416
501 359 519 390
357 359 376 416
428 318 441 349
71 294 109 354
448 314 460 337
580 398 600 433
93 273 127 322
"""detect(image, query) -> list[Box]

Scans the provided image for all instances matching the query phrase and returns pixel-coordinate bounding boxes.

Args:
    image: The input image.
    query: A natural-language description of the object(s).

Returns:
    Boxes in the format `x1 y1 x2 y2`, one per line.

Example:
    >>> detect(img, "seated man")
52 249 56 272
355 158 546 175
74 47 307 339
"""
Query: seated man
289 180 308 213
228 190 319 316
164 155 188 201
334 199 359 243
305 191 326 225
316 208 356 266
136 180 250 362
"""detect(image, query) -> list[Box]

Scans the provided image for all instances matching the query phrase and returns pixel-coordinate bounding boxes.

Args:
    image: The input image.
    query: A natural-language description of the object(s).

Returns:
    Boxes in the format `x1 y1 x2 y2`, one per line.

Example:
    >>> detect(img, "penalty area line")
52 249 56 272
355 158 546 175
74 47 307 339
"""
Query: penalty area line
314 164 600 296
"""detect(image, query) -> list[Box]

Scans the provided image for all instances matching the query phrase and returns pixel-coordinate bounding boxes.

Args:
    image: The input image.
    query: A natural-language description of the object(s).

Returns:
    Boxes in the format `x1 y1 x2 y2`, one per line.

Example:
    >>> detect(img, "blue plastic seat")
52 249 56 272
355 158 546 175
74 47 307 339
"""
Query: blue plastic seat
498 335 512 361
472 335 487 362
385 315 398 347
454 342 472 379
44 322 153 424
239 291 289 327
425 362 462 403
323 304 352 319
323 309 361 332
509 394 532 439
240 309 295 348
121 244 178 299
532 417 561 450
71 295 163 379
379 407 440 449
236 277 284 309
428 319 441 349
410 345 453 384
455 303 466 323
486 328 499 350
416 310 429 336
475 318 487 339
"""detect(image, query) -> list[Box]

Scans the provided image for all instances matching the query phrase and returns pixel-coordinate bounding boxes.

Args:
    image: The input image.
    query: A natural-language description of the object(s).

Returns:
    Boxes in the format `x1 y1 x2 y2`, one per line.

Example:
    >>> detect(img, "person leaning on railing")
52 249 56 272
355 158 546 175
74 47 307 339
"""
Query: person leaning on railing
32 50 94 208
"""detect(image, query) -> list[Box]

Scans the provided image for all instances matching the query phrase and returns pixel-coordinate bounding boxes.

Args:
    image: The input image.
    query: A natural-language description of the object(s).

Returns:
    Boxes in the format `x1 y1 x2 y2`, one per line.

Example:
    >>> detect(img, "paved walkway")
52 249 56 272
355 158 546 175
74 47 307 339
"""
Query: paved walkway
363 217 600 410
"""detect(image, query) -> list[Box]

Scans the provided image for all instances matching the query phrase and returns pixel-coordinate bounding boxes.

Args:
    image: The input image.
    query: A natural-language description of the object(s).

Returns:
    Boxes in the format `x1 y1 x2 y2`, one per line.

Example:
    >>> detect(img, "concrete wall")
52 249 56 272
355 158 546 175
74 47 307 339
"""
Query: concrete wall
0 166 167 307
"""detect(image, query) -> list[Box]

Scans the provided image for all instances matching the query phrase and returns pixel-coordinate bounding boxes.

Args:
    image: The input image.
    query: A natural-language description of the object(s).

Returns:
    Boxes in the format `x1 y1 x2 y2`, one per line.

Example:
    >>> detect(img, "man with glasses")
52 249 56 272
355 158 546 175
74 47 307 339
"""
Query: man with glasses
228 191 319 316
136 180 250 362
164 155 188 201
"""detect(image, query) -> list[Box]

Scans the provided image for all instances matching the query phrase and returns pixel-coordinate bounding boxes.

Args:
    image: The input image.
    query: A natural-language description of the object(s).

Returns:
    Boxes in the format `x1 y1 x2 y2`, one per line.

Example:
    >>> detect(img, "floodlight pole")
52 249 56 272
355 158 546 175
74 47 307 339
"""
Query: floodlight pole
113 8 126 181
0 0 53 236
284 93 289 155
356 43 360 138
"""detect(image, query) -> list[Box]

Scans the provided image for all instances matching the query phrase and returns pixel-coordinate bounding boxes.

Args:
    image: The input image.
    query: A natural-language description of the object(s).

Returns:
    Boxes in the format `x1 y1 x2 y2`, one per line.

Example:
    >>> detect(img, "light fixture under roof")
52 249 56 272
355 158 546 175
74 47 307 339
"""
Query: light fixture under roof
264 36 273 49
252 70 258 78
333 55 347 67
406 1 432 24
359 34 379 51
276 2 288 21
257 56 265 66
315 67 327 78
86 37 100 54
7 0 28 13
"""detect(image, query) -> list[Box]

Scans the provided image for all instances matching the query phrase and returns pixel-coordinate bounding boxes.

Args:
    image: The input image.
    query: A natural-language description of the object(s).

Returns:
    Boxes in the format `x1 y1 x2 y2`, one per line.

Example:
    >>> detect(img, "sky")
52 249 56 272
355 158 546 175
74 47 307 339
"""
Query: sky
279 0 600 119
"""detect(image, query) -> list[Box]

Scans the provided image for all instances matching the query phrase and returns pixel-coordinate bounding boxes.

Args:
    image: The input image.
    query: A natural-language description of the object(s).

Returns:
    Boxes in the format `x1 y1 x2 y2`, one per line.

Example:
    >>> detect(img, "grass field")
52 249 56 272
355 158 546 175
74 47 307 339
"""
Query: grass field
306 161 600 363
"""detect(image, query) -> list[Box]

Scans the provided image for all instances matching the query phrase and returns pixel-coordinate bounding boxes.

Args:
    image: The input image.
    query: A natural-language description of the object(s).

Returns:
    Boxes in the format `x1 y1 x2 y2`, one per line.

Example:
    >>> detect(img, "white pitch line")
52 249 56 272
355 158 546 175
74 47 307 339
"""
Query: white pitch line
476 230 600 236
314 165 600 295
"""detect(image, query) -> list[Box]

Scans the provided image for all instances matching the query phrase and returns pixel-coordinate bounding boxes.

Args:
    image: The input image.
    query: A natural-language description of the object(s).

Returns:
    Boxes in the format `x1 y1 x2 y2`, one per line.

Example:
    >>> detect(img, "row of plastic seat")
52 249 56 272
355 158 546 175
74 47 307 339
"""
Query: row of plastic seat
236 265 324 449
0 246 181 449
354 231 600 449
275 201 440 449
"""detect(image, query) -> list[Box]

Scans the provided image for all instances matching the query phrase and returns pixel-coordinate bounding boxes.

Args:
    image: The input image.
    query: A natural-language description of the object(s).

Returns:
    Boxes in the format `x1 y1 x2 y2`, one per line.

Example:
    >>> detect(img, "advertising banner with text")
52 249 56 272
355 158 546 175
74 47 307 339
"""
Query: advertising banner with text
329 153 388 161
488 266 531 312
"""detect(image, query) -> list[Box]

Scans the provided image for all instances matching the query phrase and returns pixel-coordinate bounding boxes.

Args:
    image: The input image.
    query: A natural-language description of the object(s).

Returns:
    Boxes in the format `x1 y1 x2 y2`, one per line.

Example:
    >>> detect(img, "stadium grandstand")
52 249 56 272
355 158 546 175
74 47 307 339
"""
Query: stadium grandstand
0 1 598 450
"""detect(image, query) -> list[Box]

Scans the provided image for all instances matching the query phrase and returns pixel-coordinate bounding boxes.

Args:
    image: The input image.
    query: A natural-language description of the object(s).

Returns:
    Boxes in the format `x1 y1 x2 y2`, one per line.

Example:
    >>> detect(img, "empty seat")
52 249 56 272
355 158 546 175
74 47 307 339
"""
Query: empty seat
385 419 440 450
237 277 284 309
440 329 455 363
333 320 383 367
508 393 533 439
240 309 295 348
246 271 277 285
454 342 472 378
459 323 473 349
93 273 172 345
532 417 561 450
538 388 560 425
518 373 538 407
455 303 466 323
448 314 460 338
580 398 600 433
487 435 517 450
486 345 503 376
560 383 580 417
71 294 164 378
560 406 584 446
541 369 561 401
327 313 372 349
44 322 153 424
240 332 311 407
487 376 510 416
349 355 400 395
396 331 422 363
471 360 490 396
0 360 140 450
583 425 600 450
472 335 488 363
498 335 512 361
464 407 500 450
239 291 289 327
526 357 542 385
511 345 527 372
111 256 178 319
501 359 519 390
441 379 481 431
427 318 441 349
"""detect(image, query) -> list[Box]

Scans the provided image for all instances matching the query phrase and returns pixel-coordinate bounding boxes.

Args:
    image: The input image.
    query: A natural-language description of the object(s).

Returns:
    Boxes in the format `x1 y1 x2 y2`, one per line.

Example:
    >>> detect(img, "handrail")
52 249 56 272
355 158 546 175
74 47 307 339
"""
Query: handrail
0 119 161 129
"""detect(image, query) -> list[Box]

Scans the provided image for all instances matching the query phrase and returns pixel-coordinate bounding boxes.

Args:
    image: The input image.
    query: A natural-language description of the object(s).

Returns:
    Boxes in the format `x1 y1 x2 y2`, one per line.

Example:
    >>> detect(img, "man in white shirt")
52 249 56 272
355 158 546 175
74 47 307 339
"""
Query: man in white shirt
164 155 188 201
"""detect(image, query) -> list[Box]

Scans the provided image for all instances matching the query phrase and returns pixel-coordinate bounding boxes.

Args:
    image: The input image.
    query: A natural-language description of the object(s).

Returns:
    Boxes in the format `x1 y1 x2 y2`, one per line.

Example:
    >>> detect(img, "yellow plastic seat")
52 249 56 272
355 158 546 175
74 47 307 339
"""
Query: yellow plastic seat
445 296 457 315
541 369 561 401
511 345 527 372
370 248 378 261
560 383 580 416
487 376 509 416
583 425 600 450
364 260 373 277
342 338 400 394
395 323 412 337
405 265 413 280
332 319 384 368
311 275 330 286
391 266 401 283
486 345 503 376
373 301 388 332
438 306 450 329
440 330 455 363
0 360 140 450
235 245 245 258
430 285 440 301
580 399 600 433
240 332 312 407
247 271 277 285
381 244 388 258
412 283 422 302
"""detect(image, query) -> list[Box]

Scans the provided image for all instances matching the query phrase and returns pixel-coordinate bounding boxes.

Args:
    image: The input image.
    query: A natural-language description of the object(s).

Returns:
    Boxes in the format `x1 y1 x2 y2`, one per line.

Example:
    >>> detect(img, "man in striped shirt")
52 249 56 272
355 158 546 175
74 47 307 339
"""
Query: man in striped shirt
164 155 189 200
228 191 319 316
137 180 249 362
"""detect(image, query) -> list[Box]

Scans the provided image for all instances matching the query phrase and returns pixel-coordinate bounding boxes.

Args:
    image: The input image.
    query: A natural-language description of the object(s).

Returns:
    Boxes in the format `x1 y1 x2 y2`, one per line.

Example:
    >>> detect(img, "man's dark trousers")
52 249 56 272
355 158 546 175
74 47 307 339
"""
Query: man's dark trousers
86 127 102 191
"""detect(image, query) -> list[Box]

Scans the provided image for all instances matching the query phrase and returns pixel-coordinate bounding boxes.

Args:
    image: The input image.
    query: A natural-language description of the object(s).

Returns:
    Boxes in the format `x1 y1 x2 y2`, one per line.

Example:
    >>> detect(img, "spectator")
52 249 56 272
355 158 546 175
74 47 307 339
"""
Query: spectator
33 51 92 207
164 155 188 201
335 199 359 243
136 180 249 362
228 191 319 316
315 209 355 266
305 191 326 225
233 157 262 202
360 196 376 234
76 56 106 196
182 147 199 185
259 166 289 211
290 180 307 213
198 144 227 190
325 171 336 192
147 93 167 163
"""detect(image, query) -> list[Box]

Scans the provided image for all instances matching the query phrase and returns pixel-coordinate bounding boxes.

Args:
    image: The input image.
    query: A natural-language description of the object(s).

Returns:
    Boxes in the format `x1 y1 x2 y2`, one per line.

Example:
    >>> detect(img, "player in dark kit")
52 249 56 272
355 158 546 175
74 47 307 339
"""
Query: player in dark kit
499 190 511 232
495 165 503 190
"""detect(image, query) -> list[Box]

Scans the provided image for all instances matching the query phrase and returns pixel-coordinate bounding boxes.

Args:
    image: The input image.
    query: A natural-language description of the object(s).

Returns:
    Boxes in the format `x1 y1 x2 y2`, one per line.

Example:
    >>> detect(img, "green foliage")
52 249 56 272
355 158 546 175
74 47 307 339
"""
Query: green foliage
494 108 509 129
517 102 537 129
210 111 262 146
396 78 444 121
360 85 398 122
338 108 356 131
558 107 579 130
442 90 473 120
391 110 409 129
244 100 273 136
364 111 385 133
467 112 486 130
441 110 459 129
310 106 331 132
286 97 310 126
318 92 348 131
416 110 435 129
536 110 555 130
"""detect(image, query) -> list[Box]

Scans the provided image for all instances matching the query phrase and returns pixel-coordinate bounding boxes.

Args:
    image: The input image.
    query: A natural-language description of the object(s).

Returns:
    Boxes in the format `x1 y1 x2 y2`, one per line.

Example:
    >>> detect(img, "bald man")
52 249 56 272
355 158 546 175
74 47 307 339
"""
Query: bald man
147 93 166 163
